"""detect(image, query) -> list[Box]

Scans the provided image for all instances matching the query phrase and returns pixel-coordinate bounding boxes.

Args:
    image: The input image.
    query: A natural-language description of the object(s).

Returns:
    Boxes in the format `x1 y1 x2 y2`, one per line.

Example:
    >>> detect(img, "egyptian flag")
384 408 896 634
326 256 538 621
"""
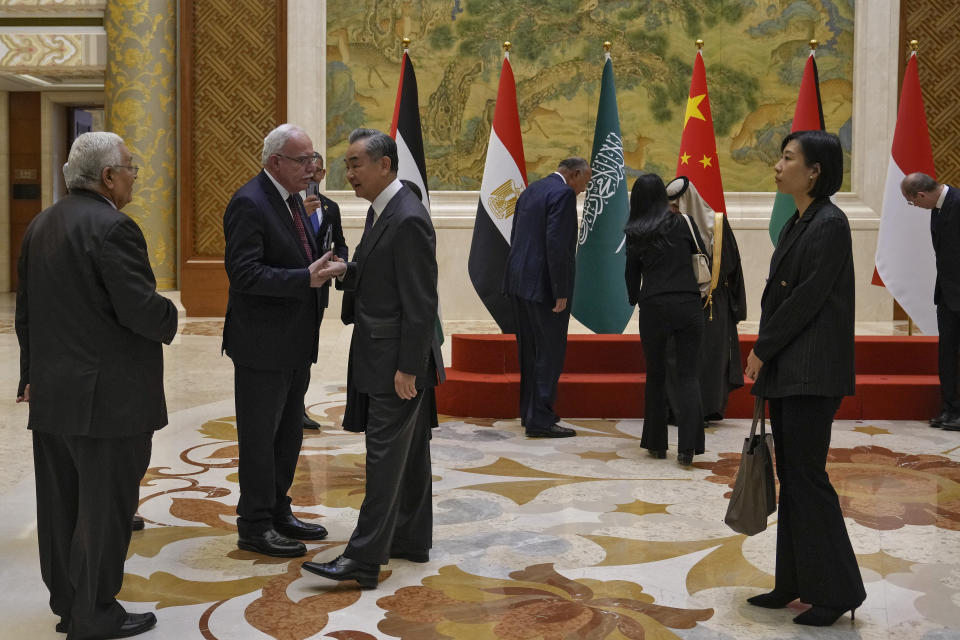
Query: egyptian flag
874 51 938 334
389 48 444 343
769 47 825 244
468 50 527 333
676 47 725 215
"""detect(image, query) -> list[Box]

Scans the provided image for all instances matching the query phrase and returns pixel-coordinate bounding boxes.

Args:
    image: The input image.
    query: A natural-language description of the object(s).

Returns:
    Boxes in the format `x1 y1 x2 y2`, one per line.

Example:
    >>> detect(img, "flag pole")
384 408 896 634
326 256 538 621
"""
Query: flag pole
907 38 919 337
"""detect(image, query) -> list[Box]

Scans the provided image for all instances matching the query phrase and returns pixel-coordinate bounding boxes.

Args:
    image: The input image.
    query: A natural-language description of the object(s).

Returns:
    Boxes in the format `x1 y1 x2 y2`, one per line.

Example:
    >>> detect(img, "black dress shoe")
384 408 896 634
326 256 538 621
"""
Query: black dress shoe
390 548 429 563
942 416 960 431
273 513 328 541
526 424 575 438
303 411 322 430
302 554 380 589
793 605 855 626
747 590 799 609
677 451 694 466
91 612 157 639
131 515 144 531
930 411 951 428
648 449 666 459
237 529 306 557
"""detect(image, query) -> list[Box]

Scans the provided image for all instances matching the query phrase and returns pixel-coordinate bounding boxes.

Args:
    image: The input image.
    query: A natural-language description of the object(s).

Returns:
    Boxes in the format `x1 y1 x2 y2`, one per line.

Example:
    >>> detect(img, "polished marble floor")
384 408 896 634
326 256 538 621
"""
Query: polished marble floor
1 293 958 639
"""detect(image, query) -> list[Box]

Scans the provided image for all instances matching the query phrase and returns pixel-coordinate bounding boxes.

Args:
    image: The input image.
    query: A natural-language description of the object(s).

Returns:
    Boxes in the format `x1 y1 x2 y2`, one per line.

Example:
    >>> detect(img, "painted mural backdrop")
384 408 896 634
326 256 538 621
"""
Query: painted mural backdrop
326 1 854 192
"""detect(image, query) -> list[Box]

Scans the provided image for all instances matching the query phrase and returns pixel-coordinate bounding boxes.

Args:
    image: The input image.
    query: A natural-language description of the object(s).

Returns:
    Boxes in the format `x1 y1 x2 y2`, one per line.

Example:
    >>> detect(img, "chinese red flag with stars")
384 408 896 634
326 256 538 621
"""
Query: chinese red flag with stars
676 49 726 214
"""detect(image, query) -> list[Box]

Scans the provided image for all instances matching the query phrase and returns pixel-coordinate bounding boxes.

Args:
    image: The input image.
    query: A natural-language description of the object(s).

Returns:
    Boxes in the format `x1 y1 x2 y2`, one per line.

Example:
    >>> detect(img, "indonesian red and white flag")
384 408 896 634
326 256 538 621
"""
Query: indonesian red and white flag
468 51 527 333
875 52 938 334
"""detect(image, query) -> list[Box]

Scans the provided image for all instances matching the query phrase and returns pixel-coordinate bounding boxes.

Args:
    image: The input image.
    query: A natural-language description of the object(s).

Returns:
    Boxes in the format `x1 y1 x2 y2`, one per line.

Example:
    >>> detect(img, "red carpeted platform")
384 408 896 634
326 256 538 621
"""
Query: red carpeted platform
436 334 941 420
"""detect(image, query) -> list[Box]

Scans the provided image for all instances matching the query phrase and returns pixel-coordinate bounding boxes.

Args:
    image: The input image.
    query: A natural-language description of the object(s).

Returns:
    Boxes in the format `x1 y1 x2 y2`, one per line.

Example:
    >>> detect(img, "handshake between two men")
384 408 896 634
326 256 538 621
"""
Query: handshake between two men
309 251 347 287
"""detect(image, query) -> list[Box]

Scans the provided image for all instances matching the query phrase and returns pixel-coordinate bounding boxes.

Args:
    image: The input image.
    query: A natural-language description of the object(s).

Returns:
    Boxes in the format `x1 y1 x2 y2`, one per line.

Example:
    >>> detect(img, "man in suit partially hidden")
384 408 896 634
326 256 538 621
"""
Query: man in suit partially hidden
16 131 177 639
503 158 591 438
223 124 334 557
301 156 348 430
901 172 960 430
302 128 442 589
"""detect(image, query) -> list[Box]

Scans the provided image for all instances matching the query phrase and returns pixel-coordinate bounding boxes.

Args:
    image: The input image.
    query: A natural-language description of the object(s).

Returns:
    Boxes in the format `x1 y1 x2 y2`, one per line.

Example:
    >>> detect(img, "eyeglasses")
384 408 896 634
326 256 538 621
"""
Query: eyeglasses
112 164 140 176
277 153 321 167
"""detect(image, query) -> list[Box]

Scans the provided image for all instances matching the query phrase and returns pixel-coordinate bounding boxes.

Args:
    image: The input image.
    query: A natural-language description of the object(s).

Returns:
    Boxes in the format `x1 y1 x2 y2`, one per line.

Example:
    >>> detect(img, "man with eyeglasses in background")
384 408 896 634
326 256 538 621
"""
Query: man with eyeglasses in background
223 124 334 557
16 131 176 638
900 172 960 431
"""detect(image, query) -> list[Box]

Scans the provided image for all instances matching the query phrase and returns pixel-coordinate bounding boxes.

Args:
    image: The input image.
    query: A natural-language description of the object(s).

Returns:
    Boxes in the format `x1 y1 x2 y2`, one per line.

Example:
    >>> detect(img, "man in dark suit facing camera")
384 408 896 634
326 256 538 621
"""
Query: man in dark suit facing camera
901 172 960 430
16 131 177 639
301 155 348 430
503 157 591 438
222 123 335 557
302 128 442 589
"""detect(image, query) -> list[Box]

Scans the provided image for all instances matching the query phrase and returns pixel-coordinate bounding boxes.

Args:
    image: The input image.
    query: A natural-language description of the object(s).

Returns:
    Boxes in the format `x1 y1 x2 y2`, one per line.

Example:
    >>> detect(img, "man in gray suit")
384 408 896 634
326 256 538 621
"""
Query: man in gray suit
302 128 442 589
16 132 177 638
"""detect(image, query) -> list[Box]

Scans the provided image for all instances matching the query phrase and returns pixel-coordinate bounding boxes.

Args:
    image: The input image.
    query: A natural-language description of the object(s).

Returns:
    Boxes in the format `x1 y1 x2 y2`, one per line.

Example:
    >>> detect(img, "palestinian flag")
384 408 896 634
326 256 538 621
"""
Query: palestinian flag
468 50 527 333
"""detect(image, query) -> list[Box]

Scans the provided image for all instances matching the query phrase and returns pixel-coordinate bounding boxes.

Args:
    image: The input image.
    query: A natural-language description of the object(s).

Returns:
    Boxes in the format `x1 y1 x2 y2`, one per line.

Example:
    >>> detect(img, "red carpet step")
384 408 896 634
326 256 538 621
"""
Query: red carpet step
437 334 940 420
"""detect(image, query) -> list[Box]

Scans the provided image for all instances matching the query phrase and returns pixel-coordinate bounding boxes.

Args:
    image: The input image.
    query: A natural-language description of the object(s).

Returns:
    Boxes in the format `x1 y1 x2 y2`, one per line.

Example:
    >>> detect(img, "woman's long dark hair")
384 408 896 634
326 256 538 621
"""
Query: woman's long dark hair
623 173 675 257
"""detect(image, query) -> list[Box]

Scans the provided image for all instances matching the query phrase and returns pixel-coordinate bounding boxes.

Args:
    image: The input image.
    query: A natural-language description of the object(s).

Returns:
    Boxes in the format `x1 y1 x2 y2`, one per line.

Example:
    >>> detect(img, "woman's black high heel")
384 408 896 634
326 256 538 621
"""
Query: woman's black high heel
677 451 693 466
793 605 856 626
746 590 799 609
649 449 666 459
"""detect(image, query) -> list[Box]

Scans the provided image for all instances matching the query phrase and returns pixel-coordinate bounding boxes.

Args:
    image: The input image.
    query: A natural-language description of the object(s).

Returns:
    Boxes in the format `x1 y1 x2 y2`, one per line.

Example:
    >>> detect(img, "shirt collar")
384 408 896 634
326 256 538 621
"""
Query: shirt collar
264 169 291 202
553 171 567 185
937 185 949 209
371 178 404 217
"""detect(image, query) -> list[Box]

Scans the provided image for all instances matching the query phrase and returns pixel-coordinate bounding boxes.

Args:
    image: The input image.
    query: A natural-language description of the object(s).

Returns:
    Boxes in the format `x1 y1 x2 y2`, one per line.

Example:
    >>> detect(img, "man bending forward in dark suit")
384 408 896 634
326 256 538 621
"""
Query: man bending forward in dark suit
223 124 334 557
503 158 591 438
16 131 177 639
302 128 442 589
901 172 960 431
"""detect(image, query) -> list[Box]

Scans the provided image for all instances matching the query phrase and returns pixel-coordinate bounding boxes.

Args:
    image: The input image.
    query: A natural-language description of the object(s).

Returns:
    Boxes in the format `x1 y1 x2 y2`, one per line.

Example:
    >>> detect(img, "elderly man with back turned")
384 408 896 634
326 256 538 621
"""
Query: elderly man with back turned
302 128 442 589
222 124 334 558
16 131 177 639
901 172 960 430
503 157 591 438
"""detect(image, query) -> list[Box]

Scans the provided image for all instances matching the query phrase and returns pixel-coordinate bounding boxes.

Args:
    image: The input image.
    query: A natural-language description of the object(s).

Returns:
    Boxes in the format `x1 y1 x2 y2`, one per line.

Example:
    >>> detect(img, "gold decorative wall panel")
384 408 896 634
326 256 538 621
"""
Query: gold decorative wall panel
188 0 283 257
902 1 960 183
105 0 176 288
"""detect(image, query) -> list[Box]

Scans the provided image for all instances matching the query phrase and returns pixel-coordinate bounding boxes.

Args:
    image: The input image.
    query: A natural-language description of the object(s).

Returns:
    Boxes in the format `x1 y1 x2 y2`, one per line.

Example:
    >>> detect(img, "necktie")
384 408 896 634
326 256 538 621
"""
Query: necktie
286 194 313 262
363 206 375 238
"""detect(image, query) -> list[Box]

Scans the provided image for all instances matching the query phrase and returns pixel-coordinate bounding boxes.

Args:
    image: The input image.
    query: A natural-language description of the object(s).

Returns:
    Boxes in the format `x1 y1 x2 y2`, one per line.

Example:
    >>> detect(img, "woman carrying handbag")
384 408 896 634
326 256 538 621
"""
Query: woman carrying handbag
624 174 708 466
744 130 866 626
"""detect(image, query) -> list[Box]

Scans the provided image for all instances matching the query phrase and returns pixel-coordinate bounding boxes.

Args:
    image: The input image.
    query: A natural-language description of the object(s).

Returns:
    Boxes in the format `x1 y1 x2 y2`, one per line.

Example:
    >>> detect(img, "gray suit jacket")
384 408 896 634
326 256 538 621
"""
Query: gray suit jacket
340 185 444 394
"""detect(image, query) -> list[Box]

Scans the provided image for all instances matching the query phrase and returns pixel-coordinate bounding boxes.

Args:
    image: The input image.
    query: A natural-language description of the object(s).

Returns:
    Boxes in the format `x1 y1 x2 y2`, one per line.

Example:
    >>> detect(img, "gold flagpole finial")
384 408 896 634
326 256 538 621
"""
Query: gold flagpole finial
695 39 704 50
910 39 919 52
402 37 411 50
603 41 611 53
809 39 818 50
503 41 512 53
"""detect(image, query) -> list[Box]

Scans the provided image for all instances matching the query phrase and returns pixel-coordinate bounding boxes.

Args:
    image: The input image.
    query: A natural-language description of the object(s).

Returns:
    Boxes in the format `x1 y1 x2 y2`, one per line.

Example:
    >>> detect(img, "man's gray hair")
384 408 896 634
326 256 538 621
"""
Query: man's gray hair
902 172 939 196
262 123 306 166
348 128 399 174
62 131 125 190
558 157 589 172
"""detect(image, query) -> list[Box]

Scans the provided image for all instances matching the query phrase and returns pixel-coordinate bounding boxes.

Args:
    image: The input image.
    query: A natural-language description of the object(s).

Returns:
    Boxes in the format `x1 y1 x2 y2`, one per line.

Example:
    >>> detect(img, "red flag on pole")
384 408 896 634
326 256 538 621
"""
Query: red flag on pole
676 45 725 215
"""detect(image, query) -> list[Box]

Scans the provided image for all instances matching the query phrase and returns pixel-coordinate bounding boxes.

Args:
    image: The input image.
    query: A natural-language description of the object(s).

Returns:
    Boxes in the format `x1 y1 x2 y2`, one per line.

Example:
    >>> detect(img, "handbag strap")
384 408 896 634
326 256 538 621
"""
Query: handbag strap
749 396 767 439
681 214 706 256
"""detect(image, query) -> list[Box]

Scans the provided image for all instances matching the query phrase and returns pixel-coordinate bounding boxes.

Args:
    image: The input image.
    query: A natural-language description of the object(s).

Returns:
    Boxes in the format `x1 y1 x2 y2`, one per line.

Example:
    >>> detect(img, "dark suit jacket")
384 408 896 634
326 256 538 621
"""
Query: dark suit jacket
932 185 960 311
503 173 578 303
340 185 443 394
309 192 349 310
223 170 322 370
15 189 178 437
624 214 707 305
752 197 855 398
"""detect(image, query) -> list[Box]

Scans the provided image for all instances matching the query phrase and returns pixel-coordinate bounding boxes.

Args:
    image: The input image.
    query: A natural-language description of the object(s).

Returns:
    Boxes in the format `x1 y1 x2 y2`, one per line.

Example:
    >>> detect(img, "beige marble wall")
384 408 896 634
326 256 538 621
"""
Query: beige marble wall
0 91 8 293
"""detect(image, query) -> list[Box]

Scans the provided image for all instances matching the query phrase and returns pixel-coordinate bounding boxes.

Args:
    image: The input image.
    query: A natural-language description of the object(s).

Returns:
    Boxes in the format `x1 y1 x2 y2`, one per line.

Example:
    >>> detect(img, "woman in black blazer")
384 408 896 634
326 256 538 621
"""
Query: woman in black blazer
624 174 708 466
744 130 866 626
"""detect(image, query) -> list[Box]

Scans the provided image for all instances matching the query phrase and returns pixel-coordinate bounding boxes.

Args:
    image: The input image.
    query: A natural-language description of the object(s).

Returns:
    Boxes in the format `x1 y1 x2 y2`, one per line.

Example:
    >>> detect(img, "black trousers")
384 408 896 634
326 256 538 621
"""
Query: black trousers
345 389 433 565
33 430 152 640
511 296 571 429
937 303 960 414
638 295 704 454
768 395 866 608
234 363 309 536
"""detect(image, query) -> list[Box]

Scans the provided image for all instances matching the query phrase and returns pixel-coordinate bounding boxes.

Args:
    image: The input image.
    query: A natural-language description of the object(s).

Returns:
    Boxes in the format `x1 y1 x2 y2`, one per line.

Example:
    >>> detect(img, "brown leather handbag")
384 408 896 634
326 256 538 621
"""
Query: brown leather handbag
724 397 777 535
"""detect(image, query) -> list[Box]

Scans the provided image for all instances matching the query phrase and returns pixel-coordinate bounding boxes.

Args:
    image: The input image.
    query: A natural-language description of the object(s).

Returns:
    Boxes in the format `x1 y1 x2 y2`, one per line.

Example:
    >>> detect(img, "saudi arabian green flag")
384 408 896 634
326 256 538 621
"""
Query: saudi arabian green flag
571 52 633 334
